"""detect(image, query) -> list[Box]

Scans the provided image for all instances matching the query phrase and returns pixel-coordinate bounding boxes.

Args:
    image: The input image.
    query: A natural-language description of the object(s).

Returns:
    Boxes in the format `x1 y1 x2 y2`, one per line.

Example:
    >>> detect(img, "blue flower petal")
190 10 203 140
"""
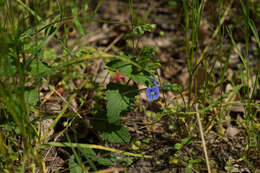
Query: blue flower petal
146 79 160 101
146 87 152 95
153 79 159 86
151 86 159 100
146 88 153 102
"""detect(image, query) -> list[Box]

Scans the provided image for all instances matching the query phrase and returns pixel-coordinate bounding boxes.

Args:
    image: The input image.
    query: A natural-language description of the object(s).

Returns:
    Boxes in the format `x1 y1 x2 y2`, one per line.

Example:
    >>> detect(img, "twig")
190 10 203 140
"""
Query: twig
41 142 153 159
91 167 125 173
195 104 211 173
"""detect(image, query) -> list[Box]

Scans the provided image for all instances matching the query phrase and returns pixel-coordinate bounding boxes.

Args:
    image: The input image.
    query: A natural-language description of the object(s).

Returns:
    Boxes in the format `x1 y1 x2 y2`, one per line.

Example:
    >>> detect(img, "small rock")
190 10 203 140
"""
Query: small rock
226 127 240 137
230 103 245 113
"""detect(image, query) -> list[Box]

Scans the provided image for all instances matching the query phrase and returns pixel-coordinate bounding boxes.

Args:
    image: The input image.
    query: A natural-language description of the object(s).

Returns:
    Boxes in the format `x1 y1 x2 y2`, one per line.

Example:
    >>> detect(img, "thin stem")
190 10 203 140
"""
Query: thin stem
195 104 211 173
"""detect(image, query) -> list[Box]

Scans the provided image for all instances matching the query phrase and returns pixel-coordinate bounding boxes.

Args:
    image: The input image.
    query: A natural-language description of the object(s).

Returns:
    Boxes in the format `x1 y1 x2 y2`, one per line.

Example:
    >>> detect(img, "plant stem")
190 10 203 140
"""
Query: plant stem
195 104 211 173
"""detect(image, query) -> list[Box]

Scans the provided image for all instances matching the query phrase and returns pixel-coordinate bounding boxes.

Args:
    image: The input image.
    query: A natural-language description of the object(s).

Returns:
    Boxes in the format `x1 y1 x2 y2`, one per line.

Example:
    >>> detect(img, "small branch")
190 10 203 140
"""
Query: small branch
195 104 211 173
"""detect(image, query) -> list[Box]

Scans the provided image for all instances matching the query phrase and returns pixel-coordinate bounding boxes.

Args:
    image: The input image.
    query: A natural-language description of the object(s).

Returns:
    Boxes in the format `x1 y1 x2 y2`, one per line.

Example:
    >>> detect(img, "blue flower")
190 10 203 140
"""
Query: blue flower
153 79 159 87
146 79 159 102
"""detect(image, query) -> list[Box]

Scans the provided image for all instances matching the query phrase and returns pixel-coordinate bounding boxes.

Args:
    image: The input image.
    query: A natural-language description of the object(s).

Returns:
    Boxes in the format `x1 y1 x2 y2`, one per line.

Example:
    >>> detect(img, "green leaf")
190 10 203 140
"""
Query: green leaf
131 72 151 86
107 83 138 99
92 114 131 144
162 82 182 92
72 7 85 36
106 90 128 123
79 147 96 159
29 60 50 76
69 155 83 173
102 125 130 144
24 88 38 107
140 46 155 63
182 136 193 145
185 163 193 173
0 57 16 77
79 147 97 171
106 60 132 78
118 157 133 165
189 158 201 164
154 113 163 121
174 143 183 150
97 157 114 166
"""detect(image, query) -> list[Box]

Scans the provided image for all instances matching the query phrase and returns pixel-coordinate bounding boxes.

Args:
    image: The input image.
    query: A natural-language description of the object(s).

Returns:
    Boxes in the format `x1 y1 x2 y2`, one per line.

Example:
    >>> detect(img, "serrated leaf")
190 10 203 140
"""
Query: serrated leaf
69 155 83 173
106 90 128 123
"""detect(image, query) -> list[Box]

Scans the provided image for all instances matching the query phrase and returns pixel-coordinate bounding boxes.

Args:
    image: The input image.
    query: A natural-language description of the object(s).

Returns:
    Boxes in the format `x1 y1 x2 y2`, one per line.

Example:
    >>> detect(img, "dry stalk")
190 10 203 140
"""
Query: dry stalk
195 104 211 173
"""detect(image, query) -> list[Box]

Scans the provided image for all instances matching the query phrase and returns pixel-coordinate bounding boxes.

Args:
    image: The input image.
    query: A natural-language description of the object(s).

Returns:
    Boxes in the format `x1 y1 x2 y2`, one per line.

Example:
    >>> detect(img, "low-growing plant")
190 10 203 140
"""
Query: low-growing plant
1 0 260 172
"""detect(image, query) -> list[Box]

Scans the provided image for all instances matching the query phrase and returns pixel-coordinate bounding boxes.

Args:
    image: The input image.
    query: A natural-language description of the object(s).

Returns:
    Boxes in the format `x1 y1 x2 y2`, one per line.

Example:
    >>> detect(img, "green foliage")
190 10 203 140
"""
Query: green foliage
133 24 156 35
24 88 39 107
72 6 85 36
168 0 178 9
79 147 96 159
106 90 129 123
174 143 182 150
0 121 21 136
0 57 16 77
97 157 114 166
79 147 97 171
1 0 259 172
106 46 159 85
224 157 235 172
102 124 131 144
103 45 159 146
107 83 138 99
106 60 132 78
92 114 131 144
138 46 160 72
162 82 183 92
28 60 50 77
69 155 83 173
118 157 133 165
